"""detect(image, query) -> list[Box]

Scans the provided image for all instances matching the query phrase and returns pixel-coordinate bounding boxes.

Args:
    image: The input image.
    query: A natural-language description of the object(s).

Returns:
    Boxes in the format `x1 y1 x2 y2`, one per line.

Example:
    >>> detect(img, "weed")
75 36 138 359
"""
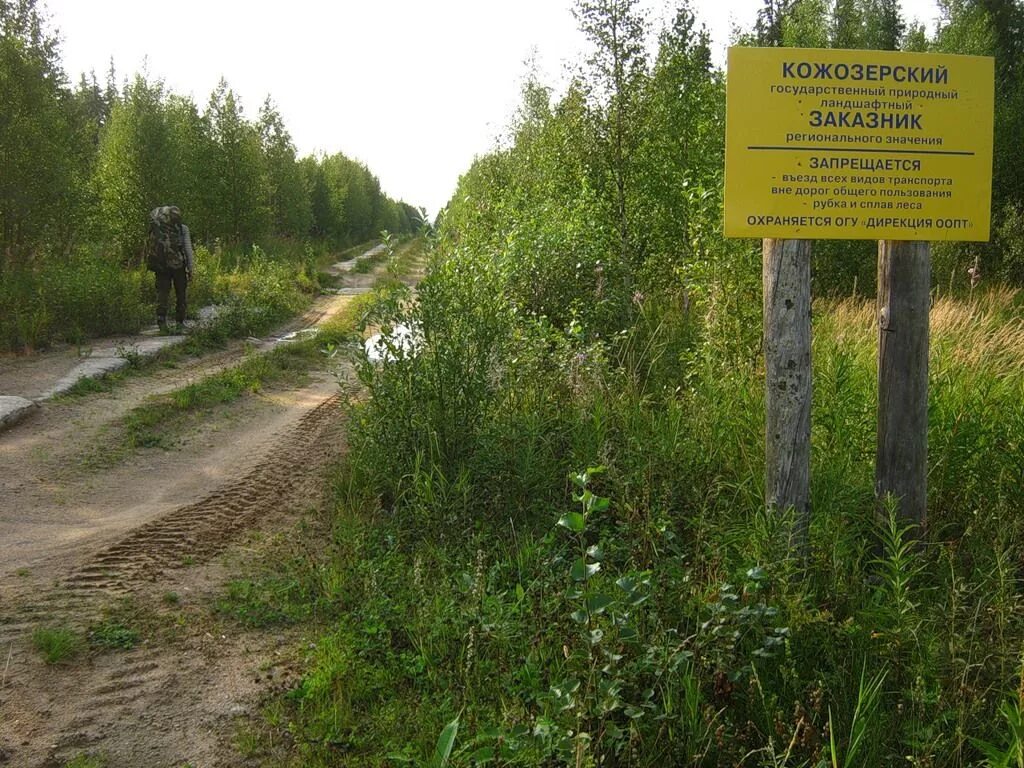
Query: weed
217 577 314 628
32 627 83 665
972 698 1024 767
233 722 266 759
115 342 144 368
825 666 887 768
88 620 140 651
58 374 114 398
62 753 106 768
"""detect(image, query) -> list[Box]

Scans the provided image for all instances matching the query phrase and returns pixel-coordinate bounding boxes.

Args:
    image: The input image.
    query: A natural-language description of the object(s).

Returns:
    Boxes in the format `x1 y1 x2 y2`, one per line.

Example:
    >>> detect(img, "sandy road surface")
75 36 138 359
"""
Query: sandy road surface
0 245 403 767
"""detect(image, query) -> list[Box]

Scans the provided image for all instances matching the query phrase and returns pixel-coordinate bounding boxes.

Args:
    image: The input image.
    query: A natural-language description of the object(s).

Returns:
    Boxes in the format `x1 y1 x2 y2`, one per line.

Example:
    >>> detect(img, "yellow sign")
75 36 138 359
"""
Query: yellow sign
724 47 994 241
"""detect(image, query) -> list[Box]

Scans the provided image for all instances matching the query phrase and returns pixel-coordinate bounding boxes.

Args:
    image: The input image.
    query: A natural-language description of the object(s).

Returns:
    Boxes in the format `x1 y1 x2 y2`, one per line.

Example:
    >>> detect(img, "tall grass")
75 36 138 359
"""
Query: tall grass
0 238 344 353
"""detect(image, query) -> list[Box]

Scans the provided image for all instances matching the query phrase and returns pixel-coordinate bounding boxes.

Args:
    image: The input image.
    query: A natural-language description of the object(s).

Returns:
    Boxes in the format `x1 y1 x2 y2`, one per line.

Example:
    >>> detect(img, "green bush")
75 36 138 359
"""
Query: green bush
0 250 148 351
277 268 1024 766
0 239 324 353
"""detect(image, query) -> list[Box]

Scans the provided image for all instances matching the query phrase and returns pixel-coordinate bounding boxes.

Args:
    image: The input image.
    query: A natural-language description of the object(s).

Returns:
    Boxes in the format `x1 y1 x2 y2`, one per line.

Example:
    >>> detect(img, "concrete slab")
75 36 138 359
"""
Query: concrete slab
0 396 39 431
35 335 186 400
325 244 386 276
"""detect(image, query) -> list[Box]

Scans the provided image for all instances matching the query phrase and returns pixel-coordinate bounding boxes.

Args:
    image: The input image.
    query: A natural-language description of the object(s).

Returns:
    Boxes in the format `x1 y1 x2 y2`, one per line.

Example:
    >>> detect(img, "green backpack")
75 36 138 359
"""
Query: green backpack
147 206 185 271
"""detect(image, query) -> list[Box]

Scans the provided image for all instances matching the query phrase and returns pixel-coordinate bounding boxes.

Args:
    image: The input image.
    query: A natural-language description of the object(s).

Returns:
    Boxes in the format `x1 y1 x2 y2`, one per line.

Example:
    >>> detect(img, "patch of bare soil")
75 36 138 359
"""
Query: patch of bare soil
0 247 420 767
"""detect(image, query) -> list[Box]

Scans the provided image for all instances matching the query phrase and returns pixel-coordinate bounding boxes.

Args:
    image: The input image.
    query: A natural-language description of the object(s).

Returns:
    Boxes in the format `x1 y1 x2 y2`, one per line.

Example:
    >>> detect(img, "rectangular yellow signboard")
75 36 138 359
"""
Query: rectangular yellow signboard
724 47 994 241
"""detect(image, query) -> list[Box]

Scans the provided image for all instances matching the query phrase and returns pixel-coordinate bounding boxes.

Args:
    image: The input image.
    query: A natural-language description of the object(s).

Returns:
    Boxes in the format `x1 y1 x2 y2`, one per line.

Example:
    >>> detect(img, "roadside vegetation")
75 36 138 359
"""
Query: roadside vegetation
209 1 1024 766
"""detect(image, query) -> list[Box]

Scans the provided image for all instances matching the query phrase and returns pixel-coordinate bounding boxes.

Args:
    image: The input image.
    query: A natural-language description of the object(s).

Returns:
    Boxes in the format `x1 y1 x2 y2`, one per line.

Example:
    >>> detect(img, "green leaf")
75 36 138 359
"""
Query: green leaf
586 592 615 614
471 745 495 762
625 592 649 607
590 495 610 513
430 715 460 768
586 543 604 561
571 558 600 581
557 512 585 533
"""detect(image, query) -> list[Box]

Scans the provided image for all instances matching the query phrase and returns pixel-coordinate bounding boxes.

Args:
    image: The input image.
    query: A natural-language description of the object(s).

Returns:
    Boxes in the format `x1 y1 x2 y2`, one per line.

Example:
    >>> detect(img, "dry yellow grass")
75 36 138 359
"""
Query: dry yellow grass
818 288 1024 380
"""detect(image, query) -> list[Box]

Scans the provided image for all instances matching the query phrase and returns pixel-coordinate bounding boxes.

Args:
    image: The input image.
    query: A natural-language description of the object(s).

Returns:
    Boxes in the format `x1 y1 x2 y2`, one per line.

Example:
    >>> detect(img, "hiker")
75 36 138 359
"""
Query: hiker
147 205 195 331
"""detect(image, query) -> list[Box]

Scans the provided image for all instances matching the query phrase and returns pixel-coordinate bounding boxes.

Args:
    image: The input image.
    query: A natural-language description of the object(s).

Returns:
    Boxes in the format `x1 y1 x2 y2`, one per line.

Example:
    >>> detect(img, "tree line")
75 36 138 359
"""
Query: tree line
442 0 1024 312
0 0 423 271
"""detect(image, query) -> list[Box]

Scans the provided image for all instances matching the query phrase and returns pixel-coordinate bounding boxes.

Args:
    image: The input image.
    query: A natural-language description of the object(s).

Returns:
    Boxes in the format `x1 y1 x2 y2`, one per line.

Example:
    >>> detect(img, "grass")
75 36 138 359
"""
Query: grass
0 236 348 354
32 626 83 665
122 350 306 449
215 512 346 631
54 345 185 401
352 251 385 274
63 754 106 768
218 575 313 629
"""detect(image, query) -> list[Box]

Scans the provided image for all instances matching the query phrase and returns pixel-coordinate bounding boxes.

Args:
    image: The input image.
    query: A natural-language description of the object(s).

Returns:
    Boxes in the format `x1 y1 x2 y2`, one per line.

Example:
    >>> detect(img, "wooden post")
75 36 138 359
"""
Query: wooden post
763 238 812 559
876 240 930 528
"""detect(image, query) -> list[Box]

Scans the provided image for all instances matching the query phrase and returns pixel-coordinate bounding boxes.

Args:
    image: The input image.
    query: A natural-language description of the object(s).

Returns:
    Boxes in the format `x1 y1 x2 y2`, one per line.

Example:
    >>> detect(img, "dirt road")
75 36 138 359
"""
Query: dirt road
0 246 407 767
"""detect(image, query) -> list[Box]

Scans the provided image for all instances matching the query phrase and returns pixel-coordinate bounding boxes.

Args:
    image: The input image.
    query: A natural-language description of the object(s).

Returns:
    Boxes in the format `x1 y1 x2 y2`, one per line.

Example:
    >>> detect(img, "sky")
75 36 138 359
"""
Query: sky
42 0 944 217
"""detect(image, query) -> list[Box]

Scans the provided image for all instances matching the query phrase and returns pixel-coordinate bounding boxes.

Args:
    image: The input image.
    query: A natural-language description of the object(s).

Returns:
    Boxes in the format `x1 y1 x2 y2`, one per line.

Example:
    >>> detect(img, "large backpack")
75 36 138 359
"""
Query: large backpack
146 206 185 271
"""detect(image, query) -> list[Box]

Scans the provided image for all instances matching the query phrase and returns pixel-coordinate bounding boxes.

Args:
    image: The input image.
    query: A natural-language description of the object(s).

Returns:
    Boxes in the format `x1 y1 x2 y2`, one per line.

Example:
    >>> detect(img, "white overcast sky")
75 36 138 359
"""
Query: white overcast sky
42 0 942 216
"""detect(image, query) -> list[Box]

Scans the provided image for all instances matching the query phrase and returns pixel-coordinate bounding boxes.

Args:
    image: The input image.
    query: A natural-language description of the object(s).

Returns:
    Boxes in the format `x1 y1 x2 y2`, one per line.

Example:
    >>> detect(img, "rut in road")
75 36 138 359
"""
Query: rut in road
63 392 346 594
0 392 346 651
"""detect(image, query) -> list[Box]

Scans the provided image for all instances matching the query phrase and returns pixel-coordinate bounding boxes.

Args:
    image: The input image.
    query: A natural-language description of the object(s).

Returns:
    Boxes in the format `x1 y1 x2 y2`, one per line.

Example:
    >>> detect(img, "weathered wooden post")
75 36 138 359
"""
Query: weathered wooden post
876 241 930 527
763 238 812 558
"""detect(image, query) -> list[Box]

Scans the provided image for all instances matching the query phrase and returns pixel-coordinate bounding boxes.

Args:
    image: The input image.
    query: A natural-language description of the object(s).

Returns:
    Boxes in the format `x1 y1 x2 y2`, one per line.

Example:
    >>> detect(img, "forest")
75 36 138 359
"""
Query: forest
5 0 1024 765
0 0 422 351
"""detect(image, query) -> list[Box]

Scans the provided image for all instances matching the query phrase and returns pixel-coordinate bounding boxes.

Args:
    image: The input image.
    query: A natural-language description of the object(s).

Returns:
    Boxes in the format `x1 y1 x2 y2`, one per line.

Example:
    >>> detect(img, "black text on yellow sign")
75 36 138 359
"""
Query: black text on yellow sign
724 47 994 241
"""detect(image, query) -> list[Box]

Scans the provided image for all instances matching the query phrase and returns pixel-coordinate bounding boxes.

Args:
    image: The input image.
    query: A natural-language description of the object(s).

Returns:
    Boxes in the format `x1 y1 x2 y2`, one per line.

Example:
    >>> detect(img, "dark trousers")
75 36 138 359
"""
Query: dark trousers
156 267 188 324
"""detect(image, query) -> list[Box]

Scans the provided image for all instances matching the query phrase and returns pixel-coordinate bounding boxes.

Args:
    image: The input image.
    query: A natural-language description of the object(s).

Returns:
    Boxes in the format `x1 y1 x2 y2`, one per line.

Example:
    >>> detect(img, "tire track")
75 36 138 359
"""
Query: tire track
0 392 345 653
62 392 345 595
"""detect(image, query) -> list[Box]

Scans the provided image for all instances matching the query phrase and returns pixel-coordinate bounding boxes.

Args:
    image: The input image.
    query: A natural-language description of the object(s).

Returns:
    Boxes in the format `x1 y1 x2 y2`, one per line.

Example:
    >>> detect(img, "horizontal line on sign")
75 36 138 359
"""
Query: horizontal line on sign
747 145 975 156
